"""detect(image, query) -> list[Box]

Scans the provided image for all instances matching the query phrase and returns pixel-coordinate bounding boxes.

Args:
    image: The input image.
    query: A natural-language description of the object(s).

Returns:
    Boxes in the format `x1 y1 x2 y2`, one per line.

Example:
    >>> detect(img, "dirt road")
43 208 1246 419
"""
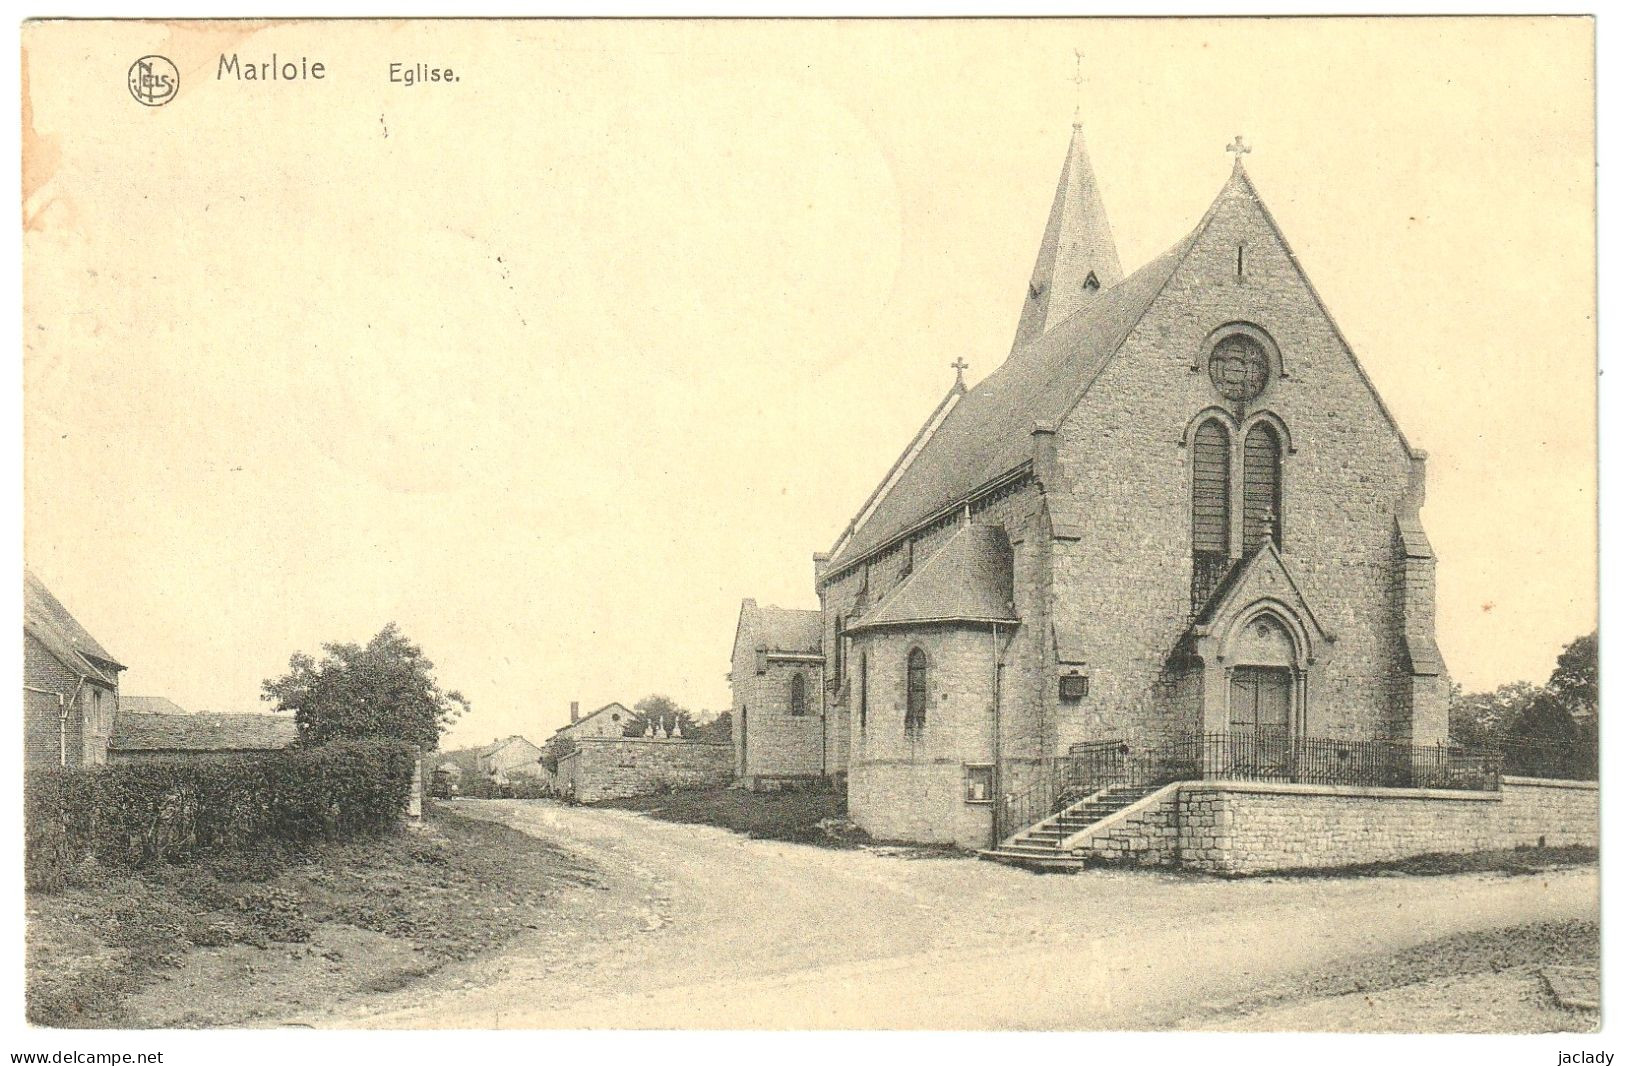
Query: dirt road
292 800 1598 1030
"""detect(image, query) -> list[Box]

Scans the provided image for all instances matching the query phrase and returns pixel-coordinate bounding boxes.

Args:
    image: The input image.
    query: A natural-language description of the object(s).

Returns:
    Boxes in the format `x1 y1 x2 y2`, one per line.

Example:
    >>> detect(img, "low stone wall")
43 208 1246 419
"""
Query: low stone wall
1073 785 1182 866
565 737 733 803
1068 776 1597 875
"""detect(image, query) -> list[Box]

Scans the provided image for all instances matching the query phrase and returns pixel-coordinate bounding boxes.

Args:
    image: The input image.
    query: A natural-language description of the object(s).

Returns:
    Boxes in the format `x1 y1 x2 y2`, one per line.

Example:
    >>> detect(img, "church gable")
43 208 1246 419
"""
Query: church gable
1109 162 1414 460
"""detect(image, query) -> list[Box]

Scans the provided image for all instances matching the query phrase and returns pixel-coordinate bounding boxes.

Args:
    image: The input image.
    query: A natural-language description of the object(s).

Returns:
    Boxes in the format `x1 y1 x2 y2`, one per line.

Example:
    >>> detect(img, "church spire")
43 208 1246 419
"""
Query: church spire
1011 122 1124 351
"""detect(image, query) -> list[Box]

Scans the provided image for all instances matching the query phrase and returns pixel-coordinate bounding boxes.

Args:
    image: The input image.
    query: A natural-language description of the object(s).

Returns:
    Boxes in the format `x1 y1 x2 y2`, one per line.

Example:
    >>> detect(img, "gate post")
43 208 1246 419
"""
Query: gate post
406 748 425 830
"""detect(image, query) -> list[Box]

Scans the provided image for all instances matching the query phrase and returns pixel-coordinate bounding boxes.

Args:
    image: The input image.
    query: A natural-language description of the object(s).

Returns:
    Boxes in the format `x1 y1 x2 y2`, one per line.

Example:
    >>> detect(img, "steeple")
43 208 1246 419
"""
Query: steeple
1011 123 1124 351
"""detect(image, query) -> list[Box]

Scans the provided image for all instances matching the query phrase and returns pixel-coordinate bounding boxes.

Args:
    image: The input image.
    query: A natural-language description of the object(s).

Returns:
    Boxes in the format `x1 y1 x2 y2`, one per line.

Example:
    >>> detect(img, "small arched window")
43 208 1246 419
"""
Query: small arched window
858 652 868 732
905 648 928 740
789 672 807 717
1243 422 1283 553
1191 418 1231 609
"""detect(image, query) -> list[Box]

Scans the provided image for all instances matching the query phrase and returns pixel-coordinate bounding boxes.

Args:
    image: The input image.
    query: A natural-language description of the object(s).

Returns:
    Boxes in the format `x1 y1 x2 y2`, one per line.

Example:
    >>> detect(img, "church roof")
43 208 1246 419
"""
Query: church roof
752 604 822 654
1011 124 1124 349
826 221 1200 575
731 599 822 661
826 151 1414 581
848 523 1017 632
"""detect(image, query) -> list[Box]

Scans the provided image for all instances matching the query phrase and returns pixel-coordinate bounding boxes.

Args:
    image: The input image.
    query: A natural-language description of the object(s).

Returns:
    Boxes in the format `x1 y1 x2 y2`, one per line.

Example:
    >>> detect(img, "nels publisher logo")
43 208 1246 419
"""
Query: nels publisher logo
128 55 179 106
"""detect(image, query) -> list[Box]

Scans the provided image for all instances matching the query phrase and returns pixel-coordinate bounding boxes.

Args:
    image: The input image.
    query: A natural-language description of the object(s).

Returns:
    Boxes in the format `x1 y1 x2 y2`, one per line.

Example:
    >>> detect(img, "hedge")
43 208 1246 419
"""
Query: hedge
25 738 417 891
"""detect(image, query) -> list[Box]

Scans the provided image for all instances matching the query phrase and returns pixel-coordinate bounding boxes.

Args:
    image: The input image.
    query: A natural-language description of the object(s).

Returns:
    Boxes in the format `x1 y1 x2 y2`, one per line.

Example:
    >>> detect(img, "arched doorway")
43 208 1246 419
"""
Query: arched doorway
1225 611 1300 776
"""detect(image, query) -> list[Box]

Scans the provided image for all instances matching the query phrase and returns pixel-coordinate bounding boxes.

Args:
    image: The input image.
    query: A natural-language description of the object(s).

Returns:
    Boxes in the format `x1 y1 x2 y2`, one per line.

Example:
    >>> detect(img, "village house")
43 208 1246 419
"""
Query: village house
23 570 125 769
109 712 299 763
727 600 830 786
548 700 733 802
733 122 1597 870
554 700 634 741
478 735 546 783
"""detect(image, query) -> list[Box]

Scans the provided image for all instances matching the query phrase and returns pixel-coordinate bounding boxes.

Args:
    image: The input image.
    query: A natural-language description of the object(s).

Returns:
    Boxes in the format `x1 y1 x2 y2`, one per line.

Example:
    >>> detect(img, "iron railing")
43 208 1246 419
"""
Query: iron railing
993 730 1501 843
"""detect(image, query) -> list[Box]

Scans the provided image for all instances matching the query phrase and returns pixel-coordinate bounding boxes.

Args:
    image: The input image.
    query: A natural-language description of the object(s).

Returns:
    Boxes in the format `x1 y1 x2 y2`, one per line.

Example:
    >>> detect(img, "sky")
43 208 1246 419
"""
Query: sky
21 18 1595 751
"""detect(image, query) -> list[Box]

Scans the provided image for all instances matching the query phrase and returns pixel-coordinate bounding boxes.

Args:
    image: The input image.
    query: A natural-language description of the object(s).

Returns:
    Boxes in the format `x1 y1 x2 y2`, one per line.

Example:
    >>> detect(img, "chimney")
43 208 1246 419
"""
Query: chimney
570 701 580 723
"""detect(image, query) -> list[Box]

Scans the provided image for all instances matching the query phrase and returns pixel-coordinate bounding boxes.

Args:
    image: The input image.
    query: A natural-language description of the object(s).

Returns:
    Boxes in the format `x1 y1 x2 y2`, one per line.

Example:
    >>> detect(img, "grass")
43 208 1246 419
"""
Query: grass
1262 844 1598 880
590 787 868 847
26 809 593 1028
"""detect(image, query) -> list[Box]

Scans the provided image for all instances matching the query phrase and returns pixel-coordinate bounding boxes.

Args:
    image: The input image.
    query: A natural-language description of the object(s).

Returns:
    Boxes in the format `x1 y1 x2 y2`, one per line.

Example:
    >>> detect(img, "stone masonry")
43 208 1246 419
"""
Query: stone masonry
766 128 1457 848
1071 777 1598 874
558 736 733 804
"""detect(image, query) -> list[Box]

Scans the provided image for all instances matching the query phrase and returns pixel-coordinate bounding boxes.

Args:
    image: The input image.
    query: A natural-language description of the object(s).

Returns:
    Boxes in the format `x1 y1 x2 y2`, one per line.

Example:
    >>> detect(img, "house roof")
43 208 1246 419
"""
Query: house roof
23 569 125 681
111 711 298 753
555 701 633 735
121 695 190 716
483 735 542 757
1010 123 1125 350
848 523 1018 632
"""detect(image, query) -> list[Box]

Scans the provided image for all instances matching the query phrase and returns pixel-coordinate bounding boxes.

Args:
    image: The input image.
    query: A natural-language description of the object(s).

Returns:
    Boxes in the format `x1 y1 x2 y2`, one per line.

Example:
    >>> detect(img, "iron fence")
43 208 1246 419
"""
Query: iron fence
993 730 1501 843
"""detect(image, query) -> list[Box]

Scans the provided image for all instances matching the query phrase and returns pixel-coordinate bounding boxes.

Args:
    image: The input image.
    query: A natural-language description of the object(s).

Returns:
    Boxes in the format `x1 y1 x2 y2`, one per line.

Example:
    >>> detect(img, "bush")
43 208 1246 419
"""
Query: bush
25 738 416 891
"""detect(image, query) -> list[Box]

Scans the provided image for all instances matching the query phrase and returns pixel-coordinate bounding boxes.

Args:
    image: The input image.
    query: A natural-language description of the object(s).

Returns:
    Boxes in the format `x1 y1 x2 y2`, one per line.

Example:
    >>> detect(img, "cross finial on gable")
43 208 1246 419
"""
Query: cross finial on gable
1226 135 1252 160
1069 49 1086 126
951 357 970 386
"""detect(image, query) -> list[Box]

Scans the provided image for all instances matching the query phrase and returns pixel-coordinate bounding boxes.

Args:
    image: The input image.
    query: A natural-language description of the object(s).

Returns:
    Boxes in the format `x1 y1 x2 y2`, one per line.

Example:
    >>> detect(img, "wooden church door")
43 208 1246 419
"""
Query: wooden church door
1229 666 1293 775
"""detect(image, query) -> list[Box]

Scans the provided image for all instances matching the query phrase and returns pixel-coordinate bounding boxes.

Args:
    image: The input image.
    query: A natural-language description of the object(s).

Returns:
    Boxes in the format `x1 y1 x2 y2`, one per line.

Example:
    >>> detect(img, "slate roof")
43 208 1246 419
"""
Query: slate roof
121 695 191 716
111 711 298 753
828 225 1199 573
484 735 542 757
848 523 1018 632
555 701 634 735
23 569 125 682
1011 123 1125 349
752 605 822 654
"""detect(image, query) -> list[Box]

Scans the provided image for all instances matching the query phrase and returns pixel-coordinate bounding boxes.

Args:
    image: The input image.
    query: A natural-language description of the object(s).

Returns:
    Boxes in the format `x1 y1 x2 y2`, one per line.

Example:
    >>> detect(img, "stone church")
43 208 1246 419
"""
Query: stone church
734 124 1449 852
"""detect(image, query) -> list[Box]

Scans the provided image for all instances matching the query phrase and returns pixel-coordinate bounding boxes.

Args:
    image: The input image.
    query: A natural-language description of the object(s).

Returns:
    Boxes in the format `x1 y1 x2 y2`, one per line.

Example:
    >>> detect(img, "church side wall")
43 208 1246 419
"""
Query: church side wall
1050 183 1420 754
820 481 1053 845
847 625 999 849
737 659 829 780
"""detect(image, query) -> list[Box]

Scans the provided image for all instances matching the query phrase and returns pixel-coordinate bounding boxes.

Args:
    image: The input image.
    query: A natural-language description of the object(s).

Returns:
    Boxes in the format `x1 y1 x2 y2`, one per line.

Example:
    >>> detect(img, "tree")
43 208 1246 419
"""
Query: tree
1449 681 1540 750
1449 630 1598 780
689 709 732 744
624 694 699 738
262 623 468 750
540 733 576 773
1547 631 1598 721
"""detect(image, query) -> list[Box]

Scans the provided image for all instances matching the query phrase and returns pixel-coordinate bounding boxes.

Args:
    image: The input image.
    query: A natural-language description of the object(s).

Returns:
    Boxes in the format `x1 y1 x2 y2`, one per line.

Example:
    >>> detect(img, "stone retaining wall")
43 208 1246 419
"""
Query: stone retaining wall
1070 776 1597 874
561 737 733 803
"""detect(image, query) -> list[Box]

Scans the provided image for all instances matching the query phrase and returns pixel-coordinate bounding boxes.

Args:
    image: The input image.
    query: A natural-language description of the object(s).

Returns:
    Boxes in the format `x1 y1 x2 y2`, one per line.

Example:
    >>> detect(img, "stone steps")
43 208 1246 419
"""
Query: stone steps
979 784 1167 873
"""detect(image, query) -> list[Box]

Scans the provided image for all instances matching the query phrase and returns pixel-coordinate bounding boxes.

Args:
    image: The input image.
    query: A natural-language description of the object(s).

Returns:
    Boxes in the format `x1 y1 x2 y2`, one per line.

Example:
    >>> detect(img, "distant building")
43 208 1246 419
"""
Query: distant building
728 599 828 786
120 695 192 716
109 712 298 763
554 701 634 741
23 570 126 769
477 735 545 782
